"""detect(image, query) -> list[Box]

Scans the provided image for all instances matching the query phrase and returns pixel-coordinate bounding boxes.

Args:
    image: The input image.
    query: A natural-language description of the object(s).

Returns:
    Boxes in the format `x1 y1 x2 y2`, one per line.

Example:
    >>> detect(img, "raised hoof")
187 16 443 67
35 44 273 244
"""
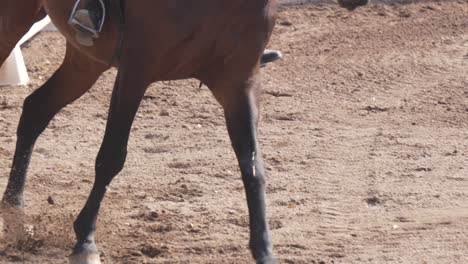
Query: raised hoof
256 255 277 264
69 251 101 264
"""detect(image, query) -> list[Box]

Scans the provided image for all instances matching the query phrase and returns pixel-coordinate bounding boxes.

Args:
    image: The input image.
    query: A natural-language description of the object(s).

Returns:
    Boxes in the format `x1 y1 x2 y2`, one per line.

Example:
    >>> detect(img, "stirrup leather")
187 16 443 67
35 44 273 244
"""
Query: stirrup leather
68 0 106 38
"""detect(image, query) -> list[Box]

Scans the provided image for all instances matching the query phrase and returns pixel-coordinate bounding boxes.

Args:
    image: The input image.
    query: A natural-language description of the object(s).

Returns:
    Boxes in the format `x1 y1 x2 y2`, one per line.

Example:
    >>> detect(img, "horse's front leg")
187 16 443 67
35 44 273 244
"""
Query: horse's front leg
69 63 150 264
209 74 276 264
1 43 107 240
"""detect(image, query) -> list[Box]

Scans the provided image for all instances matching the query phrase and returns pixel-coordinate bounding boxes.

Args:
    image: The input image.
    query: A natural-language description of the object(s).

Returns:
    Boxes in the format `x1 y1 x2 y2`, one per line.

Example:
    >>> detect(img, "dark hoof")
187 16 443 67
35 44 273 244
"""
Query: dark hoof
256 255 277 264
337 0 370 11
70 244 101 264
69 251 101 264
261 49 282 67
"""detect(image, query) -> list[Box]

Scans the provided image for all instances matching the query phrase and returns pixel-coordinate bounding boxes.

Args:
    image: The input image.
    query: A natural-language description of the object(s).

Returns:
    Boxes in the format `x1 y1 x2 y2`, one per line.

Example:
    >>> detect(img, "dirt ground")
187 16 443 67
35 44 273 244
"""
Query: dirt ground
0 0 467 263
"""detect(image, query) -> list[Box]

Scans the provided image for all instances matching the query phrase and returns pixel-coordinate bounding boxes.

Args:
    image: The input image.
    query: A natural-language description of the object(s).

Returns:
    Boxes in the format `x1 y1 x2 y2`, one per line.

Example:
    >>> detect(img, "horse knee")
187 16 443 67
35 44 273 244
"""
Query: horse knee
239 159 266 187
243 174 266 190
95 149 127 182
17 94 50 140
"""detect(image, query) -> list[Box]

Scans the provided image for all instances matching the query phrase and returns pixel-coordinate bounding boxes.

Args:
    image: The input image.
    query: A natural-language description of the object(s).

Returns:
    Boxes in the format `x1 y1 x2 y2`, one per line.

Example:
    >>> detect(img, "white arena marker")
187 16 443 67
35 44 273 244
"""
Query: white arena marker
0 47 29 87
0 16 56 87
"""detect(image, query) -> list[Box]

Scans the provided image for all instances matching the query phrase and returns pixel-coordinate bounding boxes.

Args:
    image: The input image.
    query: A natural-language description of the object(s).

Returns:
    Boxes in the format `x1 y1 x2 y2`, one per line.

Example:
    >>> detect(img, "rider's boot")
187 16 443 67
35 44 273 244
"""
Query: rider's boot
68 0 103 46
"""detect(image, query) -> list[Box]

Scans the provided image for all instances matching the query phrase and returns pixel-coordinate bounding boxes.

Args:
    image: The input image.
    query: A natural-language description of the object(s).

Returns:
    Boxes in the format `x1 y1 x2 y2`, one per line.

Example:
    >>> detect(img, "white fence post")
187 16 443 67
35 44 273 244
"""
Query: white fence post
0 16 56 87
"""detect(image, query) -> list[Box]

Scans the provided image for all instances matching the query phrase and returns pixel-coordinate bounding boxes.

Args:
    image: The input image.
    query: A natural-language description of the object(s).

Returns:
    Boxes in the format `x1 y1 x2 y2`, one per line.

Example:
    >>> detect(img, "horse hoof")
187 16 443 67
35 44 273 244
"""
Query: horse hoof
256 255 277 264
260 49 282 67
0 206 27 243
69 251 101 264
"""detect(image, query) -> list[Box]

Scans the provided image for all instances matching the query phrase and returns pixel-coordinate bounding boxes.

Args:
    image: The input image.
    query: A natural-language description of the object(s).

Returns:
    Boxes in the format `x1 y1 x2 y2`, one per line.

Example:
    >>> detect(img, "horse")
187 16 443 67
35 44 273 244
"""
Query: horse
0 0 368 263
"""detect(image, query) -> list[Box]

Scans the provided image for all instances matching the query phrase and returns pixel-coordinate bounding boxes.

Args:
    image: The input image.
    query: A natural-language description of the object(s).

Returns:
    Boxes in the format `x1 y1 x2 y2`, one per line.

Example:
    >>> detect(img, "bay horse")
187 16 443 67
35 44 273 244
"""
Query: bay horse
0 0 368 263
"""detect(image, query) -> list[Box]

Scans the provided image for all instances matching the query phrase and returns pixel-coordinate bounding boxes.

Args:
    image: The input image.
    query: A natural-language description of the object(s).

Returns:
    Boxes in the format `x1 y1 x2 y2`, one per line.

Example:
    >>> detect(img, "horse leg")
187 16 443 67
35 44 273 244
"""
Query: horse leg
208 75 276 264
0 43 107 243
69 65 150 264
1 43 107 208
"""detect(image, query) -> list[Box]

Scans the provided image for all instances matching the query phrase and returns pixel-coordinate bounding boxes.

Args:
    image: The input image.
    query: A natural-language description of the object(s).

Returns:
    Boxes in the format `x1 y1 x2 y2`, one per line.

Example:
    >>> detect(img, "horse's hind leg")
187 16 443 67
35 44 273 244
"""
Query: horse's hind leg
208 74 276 264
69 64 150 264
1 43 107 210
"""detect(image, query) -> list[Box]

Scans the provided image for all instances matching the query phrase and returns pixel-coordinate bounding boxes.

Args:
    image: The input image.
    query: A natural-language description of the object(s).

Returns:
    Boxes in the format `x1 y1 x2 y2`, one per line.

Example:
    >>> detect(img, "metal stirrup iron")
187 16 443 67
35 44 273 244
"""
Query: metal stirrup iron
68 0 106 38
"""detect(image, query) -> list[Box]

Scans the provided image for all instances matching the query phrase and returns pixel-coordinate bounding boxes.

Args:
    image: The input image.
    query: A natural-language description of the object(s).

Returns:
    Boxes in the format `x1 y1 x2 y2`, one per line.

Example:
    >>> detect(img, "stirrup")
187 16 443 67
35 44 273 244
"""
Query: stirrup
68 0 106 38
69 10 100 38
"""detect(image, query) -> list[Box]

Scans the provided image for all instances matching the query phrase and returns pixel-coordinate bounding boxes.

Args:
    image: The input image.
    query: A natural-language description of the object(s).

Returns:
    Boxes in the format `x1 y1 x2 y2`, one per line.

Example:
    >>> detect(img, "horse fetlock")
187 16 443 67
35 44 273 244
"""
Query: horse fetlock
73 216 96 244
250 232 276 263
1 195 22 208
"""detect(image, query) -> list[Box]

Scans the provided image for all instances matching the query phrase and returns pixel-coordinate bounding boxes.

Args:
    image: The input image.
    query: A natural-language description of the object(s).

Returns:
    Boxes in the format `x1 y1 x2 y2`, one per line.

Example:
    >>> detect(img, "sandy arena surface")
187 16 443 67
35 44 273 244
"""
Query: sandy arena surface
0 0 467 263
